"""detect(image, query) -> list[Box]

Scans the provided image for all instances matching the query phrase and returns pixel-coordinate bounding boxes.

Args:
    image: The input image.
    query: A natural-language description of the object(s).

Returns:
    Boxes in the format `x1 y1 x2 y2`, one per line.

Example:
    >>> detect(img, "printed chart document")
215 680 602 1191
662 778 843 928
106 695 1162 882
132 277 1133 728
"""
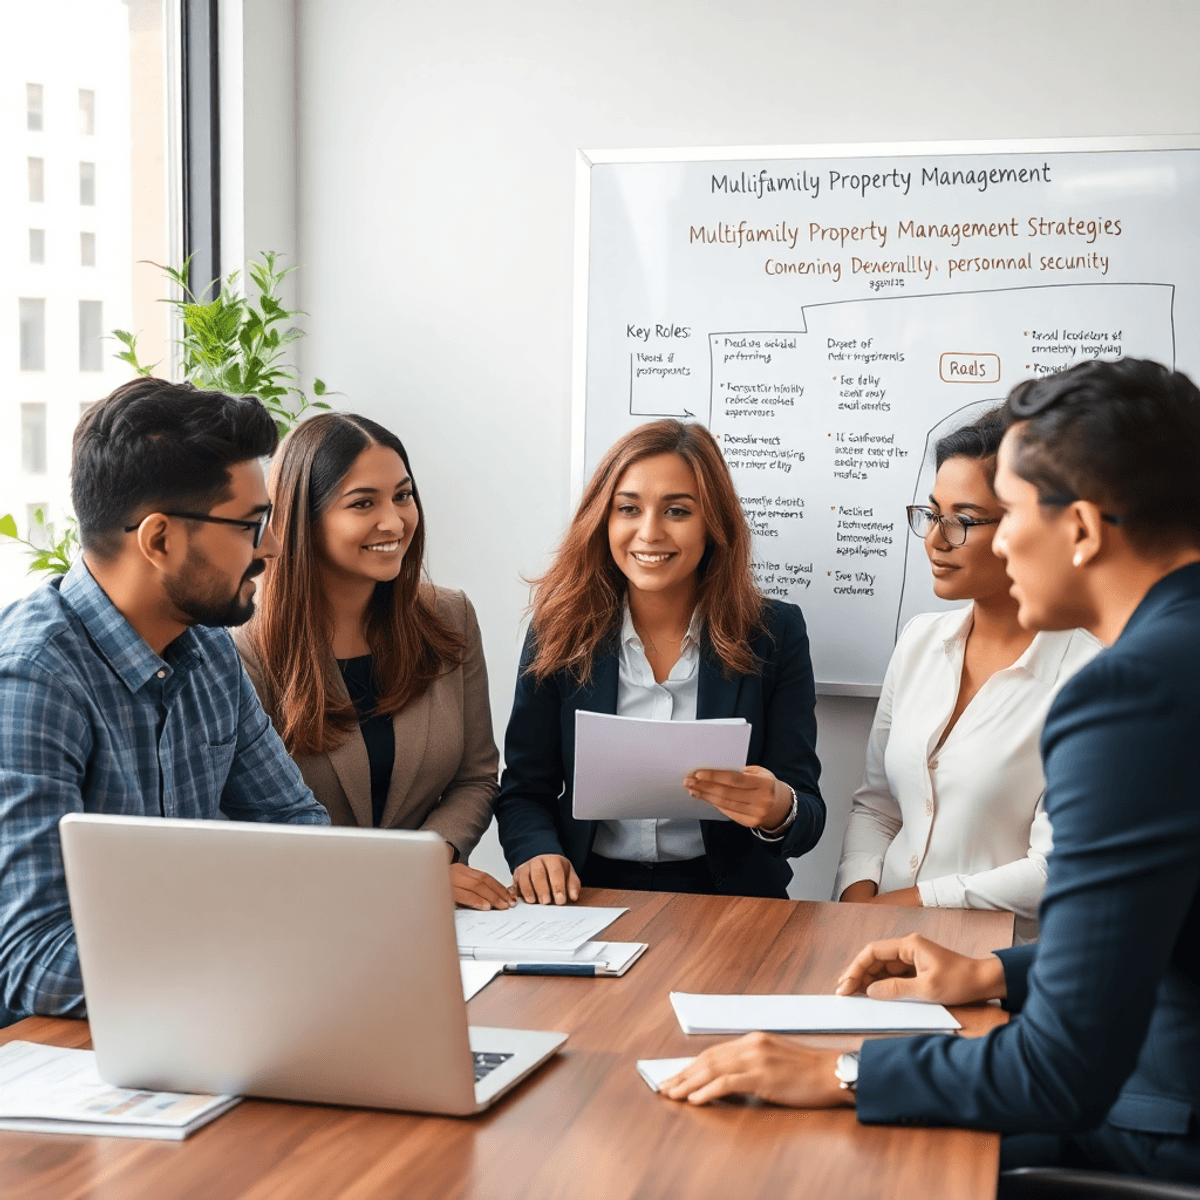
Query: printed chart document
573 711 750 820
455 902 627 959
0 1041 240 1140
637 1057 696 1093
670 993 961 1035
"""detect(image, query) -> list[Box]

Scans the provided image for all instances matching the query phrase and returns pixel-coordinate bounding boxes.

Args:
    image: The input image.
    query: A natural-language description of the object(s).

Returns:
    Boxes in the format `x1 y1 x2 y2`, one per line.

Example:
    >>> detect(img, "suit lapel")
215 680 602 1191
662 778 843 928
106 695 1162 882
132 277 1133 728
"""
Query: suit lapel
571 651 619 717
327 732 374 829
379 689 431 829
697 646 742 720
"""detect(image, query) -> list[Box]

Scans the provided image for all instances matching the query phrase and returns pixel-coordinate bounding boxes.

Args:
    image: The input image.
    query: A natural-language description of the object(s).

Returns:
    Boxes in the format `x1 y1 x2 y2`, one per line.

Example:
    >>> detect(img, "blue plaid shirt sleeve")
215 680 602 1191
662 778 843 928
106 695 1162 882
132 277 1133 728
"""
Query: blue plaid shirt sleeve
220 662 330 824
0 656 92 1021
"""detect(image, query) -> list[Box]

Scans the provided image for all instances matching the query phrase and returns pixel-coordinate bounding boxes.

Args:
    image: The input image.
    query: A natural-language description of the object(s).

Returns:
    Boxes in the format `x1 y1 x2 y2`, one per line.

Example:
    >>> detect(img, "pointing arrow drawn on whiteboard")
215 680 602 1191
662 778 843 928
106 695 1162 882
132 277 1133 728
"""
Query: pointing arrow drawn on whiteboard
628 354 697 419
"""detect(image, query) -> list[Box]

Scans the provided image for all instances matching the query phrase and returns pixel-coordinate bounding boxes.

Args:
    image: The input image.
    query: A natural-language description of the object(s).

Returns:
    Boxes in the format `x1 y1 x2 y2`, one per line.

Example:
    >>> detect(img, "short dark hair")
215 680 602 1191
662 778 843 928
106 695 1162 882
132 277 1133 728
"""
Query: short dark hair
934 406 1006 486
1001 358 1200 554
72 377 279 559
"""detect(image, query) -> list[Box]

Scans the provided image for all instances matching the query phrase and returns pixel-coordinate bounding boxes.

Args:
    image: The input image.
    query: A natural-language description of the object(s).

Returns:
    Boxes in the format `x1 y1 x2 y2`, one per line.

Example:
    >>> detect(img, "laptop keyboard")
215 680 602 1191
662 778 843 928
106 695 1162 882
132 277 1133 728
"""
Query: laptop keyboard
473 1051 514 1083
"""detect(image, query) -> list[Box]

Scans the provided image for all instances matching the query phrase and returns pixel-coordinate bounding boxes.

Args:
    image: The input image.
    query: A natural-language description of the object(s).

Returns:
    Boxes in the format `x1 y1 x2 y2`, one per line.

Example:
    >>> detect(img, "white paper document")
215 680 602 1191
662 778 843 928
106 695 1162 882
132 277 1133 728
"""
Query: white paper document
460 961 503 1001
573 710 750 820
669 993 962 1035
0 1041 240 1140
636 1057 696 1092
455 902 627 958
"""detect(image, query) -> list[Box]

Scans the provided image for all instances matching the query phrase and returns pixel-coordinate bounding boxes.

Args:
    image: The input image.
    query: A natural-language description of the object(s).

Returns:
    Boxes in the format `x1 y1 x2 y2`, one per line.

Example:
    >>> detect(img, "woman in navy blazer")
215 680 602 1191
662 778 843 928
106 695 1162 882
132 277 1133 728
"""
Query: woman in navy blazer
495 420 824 902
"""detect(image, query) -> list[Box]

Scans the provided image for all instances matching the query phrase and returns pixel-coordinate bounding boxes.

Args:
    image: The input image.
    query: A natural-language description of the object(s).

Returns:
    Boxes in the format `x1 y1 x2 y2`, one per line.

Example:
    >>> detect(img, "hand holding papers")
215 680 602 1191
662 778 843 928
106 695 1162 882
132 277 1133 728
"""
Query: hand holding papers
573 711 749 820
637 1058 696 1092
670 992 961 1035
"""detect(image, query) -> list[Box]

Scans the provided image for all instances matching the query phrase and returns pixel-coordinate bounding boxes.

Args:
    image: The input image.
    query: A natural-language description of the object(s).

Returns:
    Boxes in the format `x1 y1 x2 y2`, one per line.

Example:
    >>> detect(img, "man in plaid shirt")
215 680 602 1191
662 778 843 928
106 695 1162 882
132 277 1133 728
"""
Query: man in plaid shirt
0 378 329 1026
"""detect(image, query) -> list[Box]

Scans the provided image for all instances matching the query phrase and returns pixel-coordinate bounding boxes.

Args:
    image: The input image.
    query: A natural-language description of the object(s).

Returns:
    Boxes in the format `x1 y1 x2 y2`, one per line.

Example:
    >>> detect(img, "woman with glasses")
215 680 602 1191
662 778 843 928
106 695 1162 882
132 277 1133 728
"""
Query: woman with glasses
834 406 1100 939
236 413 513 911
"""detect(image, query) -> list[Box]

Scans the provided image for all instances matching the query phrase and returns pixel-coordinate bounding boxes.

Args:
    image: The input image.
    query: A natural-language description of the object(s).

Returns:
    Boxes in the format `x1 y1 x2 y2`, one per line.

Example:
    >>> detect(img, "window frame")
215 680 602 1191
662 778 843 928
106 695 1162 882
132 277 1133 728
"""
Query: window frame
181 0 220 300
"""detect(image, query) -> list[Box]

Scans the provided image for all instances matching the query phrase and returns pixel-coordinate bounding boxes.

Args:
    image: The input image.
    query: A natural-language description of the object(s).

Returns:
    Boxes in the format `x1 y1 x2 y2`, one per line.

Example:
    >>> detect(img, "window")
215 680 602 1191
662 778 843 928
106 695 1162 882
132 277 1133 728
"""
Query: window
79 89 95 135
26 84 43 131
28 158 45 203
25 505 50 550
4 0 182 606
21 405 47 475
19 300 46 372
79 301 103 372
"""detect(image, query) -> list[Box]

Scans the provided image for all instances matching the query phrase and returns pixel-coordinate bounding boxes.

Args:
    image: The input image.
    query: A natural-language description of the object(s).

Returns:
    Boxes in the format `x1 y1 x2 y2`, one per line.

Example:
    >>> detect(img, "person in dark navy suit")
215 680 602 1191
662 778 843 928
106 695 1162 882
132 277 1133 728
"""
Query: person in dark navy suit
659 358 1200 1184
494 420 824 903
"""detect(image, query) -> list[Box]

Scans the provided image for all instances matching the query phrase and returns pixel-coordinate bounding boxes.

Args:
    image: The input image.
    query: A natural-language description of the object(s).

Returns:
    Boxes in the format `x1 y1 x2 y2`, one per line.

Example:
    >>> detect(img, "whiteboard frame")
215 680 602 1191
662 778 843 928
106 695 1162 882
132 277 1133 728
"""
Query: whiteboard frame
571 134 1200 697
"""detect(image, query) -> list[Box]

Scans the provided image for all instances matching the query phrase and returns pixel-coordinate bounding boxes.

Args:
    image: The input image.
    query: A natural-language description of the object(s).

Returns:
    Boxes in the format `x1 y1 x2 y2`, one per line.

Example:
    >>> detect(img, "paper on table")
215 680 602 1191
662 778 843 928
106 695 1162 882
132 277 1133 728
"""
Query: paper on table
637 1057 696 1092
455 902 627 957
0 1041 240 1140
573 710 749 821
460 960 503 1001
670 993 961 1034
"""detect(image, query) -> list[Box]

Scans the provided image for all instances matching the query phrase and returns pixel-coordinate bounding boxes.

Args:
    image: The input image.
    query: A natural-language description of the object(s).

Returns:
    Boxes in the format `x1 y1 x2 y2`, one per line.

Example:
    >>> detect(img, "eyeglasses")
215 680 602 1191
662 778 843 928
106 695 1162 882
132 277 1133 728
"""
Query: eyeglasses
906 505 1000 547
124 504 274 548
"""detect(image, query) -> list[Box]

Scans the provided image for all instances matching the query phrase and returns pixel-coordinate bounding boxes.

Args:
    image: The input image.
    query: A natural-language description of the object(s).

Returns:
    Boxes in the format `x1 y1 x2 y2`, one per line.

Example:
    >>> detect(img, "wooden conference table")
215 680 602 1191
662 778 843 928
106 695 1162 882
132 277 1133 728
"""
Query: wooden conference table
0 890 1012 1200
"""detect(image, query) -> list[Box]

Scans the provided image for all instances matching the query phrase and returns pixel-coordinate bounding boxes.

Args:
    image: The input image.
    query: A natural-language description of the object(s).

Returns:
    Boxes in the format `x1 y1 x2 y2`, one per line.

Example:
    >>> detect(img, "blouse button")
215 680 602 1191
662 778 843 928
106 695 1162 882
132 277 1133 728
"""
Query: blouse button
909 854 919 869
925 798 933 815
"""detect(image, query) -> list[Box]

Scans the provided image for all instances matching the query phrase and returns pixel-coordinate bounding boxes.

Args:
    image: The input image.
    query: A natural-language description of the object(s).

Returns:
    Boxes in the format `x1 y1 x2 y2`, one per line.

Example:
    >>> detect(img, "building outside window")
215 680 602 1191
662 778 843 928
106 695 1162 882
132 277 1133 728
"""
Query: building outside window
3 0 179 603
25 505 50 549
19 300 46 371
27 157 45 202
79 89 95 136
21 405 48 475
79 301 103 371
26 84 43 131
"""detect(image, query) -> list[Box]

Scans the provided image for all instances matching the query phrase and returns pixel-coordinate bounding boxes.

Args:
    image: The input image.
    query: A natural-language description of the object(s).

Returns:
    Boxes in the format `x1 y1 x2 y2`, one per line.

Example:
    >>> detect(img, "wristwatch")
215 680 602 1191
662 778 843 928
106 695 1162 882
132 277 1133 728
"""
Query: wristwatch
834 1051 860 1093
752 785 798 841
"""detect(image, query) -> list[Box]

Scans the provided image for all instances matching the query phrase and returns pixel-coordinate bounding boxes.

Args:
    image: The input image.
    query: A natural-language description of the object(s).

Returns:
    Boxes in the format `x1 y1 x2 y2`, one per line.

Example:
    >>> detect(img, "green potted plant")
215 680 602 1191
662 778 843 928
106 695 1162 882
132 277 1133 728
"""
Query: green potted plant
1 252 334 577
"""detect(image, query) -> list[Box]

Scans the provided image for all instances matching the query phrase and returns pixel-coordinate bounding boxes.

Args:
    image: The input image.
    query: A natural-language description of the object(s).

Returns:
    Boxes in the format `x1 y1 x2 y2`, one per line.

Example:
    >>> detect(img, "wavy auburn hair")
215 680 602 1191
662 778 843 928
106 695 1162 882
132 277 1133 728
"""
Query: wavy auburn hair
527 420 764 685
242 413 464 757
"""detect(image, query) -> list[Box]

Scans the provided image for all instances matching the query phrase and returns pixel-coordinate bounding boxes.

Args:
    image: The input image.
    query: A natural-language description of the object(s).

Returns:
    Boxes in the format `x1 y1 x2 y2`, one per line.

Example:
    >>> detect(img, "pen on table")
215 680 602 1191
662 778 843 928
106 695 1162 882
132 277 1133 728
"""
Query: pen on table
503 963 600 976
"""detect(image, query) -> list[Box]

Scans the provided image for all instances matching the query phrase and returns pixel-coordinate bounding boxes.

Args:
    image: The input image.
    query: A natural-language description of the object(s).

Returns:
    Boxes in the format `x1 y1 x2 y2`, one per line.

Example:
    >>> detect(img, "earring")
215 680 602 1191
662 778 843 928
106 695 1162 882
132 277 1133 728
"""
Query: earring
1073 552 1083 567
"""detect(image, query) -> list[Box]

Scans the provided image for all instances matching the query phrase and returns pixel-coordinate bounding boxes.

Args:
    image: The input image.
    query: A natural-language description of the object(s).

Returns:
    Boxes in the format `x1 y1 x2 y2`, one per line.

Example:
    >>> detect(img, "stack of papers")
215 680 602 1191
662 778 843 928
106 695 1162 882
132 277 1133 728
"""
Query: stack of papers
455 904 645 985
573 711 749 820
455 902 627 959
0 1041 240 1140
669 993 962 1034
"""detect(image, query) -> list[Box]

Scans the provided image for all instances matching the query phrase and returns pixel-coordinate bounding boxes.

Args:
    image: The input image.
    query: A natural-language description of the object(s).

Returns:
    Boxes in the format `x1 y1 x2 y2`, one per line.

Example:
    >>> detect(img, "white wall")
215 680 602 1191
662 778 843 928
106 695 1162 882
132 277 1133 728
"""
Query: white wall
243 0 1200 899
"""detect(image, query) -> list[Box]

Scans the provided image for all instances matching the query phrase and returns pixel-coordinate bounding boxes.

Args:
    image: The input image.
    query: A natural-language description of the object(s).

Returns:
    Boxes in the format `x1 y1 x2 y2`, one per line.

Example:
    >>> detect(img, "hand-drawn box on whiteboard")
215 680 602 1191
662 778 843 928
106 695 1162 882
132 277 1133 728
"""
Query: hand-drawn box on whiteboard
940 353 1001 383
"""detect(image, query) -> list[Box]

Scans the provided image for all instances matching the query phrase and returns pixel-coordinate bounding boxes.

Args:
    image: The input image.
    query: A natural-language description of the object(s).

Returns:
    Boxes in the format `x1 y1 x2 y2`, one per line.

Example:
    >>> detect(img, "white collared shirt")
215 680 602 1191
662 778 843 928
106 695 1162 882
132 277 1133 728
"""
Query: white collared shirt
834 605 1102 941
591 605 708 863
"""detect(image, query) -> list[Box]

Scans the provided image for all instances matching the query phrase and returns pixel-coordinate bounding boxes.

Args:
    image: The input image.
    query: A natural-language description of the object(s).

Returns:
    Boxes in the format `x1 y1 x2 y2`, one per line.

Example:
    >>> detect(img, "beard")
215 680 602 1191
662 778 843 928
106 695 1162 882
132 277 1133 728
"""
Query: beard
164 545 266 628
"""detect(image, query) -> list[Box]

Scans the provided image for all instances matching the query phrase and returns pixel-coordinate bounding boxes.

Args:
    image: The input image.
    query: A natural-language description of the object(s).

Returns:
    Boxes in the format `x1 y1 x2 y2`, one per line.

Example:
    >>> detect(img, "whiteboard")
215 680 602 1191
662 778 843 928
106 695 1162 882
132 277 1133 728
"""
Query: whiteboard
573 136 1200 694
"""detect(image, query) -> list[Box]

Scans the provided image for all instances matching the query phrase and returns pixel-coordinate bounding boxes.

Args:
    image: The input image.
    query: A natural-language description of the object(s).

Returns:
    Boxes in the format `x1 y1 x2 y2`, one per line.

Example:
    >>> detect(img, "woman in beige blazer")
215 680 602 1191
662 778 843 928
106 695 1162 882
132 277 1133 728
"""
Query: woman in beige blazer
237 412 511 911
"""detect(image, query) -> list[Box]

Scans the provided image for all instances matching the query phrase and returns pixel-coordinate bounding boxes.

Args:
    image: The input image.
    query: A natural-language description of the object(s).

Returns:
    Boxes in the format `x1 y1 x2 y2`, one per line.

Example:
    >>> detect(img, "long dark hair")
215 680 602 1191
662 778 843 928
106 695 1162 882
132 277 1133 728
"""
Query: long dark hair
527 420 764 685
242 413 464 756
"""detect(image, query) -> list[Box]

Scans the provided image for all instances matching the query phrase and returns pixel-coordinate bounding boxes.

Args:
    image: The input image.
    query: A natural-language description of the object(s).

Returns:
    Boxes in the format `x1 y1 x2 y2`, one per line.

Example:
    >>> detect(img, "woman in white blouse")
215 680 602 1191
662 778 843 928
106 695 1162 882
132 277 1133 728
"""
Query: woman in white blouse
835 407 1100 940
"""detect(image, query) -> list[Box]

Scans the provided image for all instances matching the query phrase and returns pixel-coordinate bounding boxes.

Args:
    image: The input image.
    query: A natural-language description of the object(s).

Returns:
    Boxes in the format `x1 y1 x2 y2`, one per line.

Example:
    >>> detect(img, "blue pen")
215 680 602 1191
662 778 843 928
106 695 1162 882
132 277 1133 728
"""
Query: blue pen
504 963 599 976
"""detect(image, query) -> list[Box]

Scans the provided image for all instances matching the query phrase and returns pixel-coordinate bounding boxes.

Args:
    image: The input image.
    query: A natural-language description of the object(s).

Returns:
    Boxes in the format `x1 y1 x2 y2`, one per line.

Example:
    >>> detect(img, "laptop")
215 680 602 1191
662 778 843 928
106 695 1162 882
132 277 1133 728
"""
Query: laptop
58 815 566 1115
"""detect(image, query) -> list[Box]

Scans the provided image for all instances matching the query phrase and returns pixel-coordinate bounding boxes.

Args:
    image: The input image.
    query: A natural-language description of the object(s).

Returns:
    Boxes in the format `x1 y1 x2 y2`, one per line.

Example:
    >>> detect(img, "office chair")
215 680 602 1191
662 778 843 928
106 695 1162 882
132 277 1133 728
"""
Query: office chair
999 1168 1200 1199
